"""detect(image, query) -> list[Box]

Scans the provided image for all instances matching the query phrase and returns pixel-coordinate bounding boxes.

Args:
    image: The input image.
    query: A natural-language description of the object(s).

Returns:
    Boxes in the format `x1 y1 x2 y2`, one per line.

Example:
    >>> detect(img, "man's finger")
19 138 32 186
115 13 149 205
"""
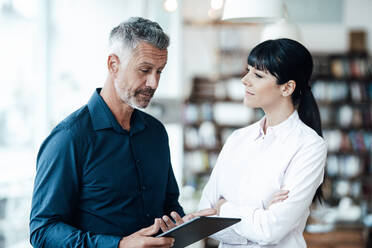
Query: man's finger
170 211 184 225
162 215 176 229
140 218 161 236
142 237 175 247
158 218 169 233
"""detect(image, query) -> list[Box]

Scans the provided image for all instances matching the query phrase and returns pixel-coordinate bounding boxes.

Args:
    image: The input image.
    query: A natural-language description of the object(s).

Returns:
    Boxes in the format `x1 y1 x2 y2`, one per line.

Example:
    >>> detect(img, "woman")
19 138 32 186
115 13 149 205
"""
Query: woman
199 38 327 247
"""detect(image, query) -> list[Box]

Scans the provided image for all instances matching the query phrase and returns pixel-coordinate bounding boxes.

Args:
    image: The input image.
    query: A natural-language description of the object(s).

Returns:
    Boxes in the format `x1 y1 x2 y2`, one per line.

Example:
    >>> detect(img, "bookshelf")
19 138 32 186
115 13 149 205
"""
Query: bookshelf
312 53 372 211
182 76 264 199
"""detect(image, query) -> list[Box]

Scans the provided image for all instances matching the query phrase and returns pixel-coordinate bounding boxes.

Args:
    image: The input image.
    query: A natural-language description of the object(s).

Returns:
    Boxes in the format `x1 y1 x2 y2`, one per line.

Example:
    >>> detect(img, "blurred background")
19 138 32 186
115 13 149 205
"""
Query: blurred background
0 0 371 247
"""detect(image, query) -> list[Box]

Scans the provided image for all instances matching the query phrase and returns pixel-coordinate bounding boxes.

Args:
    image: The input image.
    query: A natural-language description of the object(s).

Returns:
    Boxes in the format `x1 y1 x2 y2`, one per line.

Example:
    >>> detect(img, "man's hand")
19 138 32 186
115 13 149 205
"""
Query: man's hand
267 189 289 208
159 208 217 232
118 218 174 248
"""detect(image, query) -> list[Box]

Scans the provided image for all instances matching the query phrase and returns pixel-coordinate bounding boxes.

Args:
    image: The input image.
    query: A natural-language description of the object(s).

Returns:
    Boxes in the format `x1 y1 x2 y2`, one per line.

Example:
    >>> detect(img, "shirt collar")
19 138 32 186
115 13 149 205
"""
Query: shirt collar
87 88 147 134
253 110 300 143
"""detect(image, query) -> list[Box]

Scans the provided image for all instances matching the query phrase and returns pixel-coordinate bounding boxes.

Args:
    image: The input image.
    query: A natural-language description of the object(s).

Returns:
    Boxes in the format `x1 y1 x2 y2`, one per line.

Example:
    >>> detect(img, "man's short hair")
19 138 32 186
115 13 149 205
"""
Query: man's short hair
108 17 169 59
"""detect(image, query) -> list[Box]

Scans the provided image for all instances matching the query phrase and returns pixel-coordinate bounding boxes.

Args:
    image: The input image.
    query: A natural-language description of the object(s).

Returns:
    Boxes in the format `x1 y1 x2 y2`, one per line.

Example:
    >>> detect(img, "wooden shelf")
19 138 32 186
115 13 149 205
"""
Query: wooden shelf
317 100 372 106
312 75 372 82
327 151 371 156
186 97 244 104
184 146 221 153
322 126 372 132
304 225 369 248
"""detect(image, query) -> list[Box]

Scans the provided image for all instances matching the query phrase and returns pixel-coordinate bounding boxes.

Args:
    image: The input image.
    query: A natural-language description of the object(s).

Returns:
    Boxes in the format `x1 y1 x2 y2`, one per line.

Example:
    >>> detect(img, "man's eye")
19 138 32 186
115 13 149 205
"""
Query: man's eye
246 68 250 72
157 70 163 74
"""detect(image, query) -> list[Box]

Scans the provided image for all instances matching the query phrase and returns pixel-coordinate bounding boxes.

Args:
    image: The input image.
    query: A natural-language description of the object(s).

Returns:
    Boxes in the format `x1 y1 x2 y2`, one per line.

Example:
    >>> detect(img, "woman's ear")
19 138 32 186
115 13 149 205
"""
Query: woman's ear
281 80 296 97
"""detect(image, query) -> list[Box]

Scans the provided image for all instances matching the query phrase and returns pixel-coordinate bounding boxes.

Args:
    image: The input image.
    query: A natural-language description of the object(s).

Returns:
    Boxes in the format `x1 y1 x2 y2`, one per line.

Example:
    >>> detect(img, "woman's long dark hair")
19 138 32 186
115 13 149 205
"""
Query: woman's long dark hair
247 38 323 203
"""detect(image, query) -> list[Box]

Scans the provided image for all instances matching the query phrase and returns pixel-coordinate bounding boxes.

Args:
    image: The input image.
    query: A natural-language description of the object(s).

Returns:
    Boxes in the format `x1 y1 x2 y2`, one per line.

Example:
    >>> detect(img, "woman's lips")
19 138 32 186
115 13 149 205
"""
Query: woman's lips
245 91 254 96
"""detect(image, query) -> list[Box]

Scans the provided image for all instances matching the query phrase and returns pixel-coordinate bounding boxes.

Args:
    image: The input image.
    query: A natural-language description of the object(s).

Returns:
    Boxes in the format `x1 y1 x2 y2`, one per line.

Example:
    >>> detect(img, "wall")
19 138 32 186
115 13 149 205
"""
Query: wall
301 0 372 52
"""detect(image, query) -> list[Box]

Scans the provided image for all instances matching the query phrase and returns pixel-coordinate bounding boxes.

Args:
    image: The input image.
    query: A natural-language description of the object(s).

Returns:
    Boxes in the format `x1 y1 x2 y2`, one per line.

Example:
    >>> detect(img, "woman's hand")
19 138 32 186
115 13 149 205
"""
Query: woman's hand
214 197 227 215
267 190 289 208
182 208 217 222
159 208 217 232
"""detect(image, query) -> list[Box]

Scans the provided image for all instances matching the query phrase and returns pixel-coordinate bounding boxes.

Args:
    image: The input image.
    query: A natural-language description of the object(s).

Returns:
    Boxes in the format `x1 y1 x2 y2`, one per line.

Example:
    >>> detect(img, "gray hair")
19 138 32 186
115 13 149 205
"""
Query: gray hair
108 17 169 59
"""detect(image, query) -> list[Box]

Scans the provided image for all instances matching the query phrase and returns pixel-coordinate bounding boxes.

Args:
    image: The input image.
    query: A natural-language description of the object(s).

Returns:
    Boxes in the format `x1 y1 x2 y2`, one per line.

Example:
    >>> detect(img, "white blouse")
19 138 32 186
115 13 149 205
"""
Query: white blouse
198 111 327 248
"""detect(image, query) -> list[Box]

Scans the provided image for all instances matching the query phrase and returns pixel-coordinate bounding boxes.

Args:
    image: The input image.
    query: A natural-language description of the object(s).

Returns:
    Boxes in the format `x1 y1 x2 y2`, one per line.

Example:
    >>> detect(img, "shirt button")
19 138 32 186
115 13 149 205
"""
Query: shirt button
146 213 150 218
141 186 146 191
136 159 140 165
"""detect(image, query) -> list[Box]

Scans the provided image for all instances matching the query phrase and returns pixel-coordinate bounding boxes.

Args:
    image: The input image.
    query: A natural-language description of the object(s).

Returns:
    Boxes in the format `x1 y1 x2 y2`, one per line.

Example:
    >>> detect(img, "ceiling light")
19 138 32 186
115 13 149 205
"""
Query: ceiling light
163 0 178 12
210 0 224 10
222 0 283 23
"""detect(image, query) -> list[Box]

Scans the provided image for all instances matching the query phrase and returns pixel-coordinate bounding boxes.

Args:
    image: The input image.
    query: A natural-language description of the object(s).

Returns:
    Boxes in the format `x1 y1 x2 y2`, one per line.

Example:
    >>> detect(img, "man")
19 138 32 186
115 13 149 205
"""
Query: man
30 17 214 248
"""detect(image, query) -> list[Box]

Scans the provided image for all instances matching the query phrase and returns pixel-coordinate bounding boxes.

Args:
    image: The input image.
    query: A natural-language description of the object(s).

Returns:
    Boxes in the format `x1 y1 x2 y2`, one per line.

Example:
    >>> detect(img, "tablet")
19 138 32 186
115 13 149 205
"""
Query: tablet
156 216 241 248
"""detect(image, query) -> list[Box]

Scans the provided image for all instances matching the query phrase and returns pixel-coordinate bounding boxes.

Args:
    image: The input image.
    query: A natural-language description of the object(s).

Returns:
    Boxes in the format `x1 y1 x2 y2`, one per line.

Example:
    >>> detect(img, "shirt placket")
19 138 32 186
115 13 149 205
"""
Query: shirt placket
259 129 275 151
128 133 152 223
238 139 261 206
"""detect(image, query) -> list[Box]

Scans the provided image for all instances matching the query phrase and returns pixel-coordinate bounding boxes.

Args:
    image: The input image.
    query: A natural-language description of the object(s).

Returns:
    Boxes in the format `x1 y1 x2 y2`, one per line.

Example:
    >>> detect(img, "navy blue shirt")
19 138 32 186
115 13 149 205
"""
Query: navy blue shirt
30 88 184 248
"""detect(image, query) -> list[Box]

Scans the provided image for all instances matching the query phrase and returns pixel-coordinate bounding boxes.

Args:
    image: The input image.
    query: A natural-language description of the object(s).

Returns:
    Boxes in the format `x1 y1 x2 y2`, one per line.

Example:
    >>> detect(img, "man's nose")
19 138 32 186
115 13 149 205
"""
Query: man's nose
146 73 159 89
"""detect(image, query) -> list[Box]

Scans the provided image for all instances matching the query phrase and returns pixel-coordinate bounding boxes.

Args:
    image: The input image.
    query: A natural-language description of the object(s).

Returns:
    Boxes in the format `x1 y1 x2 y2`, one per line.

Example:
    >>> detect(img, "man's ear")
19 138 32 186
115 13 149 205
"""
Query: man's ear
281 80 296 97
107 54 120 74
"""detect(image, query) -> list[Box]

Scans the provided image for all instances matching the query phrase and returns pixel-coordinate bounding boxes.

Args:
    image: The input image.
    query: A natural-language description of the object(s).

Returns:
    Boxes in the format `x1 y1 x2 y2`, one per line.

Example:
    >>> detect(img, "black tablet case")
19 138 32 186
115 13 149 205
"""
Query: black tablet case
156 216 241 248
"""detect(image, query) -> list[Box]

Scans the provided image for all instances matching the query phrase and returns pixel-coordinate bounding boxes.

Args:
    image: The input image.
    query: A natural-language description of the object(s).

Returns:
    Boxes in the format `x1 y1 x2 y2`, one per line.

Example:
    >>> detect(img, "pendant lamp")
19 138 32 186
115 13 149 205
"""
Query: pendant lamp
222 0 284 23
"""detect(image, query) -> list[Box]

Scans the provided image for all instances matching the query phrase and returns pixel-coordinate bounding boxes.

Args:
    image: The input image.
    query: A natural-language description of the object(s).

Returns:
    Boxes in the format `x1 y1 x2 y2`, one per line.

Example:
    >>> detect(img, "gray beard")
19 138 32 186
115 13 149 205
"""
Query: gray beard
114 83 140 109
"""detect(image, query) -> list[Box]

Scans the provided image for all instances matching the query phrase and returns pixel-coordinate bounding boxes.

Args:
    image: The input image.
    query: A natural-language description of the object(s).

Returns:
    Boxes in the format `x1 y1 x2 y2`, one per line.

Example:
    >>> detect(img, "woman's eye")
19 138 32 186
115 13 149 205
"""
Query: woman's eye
140 69 150 73
157 70 162 74
246 68 250 72
255 73 263 78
